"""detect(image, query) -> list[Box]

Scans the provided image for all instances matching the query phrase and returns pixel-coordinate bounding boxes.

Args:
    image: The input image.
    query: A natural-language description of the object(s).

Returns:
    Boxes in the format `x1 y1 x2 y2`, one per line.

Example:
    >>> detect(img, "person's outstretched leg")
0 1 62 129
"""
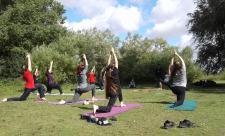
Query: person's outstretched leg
35 83 46 99
51 83 63 94
94 95 117 113
89 84 96 100
7 89 32 101
46 85 52 94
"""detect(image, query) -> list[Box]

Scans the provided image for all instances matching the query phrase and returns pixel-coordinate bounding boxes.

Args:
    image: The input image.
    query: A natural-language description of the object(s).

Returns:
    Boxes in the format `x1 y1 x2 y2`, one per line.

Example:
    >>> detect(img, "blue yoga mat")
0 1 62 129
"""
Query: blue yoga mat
166 100 197 111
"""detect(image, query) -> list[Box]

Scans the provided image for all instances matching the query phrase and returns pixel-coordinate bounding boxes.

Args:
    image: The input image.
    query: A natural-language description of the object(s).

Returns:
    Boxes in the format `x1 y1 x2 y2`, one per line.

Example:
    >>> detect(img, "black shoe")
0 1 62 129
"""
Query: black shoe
161 120 175 129
178 119 195 128
97 118 112 126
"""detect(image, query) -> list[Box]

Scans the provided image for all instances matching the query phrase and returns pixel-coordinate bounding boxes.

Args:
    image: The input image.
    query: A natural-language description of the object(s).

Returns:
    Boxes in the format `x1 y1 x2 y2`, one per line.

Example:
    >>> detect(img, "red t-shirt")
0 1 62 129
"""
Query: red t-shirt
89 72 96 83
23 69 35 89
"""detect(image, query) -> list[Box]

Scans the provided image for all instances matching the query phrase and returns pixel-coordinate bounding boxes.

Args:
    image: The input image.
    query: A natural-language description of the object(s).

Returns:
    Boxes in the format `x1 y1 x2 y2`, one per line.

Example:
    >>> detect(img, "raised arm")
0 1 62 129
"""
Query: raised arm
83 54 88 66
111 47 118 68
107 53 112 66
34 67 39 76
48 61 53 73
174 50 186 69
168 57 174 76
26 53 32 71
91 65 95 73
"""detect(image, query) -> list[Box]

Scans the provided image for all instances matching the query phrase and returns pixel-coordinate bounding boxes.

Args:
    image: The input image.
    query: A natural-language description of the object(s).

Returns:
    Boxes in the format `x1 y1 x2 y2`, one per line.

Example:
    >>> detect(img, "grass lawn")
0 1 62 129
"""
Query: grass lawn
0 80 225 136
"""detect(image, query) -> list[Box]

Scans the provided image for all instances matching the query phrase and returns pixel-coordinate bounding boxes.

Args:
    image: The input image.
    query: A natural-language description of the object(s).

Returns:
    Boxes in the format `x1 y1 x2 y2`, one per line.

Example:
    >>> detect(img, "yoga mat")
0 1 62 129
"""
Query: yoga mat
45 93 74 96
48 98 106 105
166 100 197 111
83 103 142 118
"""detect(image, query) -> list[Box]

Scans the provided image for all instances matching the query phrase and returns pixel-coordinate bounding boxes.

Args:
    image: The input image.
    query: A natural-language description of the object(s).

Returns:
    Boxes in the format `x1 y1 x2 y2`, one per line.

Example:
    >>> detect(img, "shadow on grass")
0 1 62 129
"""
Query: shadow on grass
190 83 225 94
74 106 93 110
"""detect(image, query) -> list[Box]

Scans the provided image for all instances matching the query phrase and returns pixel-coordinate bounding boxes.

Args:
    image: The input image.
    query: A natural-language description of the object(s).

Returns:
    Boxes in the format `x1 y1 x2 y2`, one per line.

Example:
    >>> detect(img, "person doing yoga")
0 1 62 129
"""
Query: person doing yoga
59 54 96 104
33 67 47 101
167 50 187 107
45 61 63 95
93 48 126 114
1 54 36 102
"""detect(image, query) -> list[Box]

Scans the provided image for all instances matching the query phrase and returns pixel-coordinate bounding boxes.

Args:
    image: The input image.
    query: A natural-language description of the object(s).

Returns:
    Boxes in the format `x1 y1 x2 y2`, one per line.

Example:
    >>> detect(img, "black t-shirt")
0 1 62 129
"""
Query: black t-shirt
111 67 120 86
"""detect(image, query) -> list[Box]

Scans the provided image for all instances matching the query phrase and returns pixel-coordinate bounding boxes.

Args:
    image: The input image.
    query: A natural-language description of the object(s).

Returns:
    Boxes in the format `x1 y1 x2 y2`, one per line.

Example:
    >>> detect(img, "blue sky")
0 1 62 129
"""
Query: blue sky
58 0 196 48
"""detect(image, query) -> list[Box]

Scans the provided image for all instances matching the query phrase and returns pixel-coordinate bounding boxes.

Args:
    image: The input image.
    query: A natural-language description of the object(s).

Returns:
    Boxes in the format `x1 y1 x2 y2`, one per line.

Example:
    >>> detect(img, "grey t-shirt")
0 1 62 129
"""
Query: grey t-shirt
77 65 88 88
171 65 187 87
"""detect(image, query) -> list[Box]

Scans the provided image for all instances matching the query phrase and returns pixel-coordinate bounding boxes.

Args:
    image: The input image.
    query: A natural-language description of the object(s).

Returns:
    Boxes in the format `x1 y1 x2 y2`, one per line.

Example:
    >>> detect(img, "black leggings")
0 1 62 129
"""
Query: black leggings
96 88 123 113
46 83 63 94
7 88 35 101
97 95 117 113
171 86 186 106
66 84 95 103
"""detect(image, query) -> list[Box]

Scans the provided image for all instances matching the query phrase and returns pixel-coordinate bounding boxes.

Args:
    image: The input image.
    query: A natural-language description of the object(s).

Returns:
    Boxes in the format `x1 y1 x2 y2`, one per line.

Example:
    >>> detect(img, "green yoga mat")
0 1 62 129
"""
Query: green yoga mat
166 100 197 111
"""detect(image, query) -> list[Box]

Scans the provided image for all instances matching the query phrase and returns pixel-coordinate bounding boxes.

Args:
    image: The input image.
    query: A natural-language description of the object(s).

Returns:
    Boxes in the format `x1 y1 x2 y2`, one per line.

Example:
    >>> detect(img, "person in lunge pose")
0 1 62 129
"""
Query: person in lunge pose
33 67 47 101
93 48 125 114
1 54 36 102
167 50 187 107
45 61 63 95
59 54 95 104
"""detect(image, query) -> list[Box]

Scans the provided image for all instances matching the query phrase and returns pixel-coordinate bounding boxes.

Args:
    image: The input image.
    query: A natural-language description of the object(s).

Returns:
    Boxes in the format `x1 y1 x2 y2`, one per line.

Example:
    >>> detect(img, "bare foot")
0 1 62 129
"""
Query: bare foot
120 102 126 107
93 105 99 115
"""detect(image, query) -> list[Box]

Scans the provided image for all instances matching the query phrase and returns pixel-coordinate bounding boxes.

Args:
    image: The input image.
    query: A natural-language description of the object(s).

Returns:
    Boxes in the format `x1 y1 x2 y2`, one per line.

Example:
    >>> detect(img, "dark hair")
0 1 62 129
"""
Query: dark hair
171 61 182 76
76 64 85 75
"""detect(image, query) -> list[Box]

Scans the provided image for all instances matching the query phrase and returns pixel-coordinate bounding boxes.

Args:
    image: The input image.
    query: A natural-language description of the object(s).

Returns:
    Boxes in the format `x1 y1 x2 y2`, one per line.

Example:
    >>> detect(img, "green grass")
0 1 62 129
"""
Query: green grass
0 80 225 136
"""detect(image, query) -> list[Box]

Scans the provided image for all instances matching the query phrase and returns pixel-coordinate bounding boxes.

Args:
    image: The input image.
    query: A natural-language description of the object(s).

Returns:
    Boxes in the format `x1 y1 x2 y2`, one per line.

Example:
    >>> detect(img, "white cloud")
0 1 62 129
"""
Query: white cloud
180 34 193 47
146 0 196 47
57 0 117 17
64 6 143 34
129 0 144 4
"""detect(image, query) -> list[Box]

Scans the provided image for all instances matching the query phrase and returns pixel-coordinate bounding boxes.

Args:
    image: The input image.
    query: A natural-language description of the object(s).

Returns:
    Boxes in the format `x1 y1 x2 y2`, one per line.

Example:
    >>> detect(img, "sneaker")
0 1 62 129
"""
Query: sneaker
162 120 175 129
97 118 112 126
178 119 195 128
1 98 7 102
58 100 66 104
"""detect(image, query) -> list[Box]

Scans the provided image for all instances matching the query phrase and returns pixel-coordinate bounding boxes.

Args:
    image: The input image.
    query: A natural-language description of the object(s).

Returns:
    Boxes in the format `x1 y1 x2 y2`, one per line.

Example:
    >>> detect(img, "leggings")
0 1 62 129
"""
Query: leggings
97 95 117 113
7 88 35 101
34 83 46 98
46 83 63 94
96 88 123 113
171 86 186 106
66 84 95 103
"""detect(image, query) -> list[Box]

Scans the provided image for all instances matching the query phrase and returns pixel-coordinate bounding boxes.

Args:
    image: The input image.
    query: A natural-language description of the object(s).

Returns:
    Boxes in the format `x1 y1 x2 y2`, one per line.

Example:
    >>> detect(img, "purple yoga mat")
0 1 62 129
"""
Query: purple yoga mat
83 103 142 118
48 98 106 105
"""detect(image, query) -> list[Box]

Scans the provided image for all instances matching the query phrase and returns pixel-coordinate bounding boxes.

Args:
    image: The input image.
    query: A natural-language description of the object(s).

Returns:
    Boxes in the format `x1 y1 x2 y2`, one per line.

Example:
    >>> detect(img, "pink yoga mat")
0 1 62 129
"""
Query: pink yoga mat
48 98 106 105
83 103 142 118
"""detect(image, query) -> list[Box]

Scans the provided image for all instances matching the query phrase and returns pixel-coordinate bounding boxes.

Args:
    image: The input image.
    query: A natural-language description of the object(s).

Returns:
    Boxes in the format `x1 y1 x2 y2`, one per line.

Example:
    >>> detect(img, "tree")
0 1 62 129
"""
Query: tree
188 0 225 73
32 28 119 83
0 0 67 77
0 0 15 13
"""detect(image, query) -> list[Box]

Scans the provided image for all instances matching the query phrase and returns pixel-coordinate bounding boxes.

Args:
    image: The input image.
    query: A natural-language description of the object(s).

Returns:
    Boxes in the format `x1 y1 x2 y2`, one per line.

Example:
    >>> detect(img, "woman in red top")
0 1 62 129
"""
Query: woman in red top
1 54 36 102
88 66 96 99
